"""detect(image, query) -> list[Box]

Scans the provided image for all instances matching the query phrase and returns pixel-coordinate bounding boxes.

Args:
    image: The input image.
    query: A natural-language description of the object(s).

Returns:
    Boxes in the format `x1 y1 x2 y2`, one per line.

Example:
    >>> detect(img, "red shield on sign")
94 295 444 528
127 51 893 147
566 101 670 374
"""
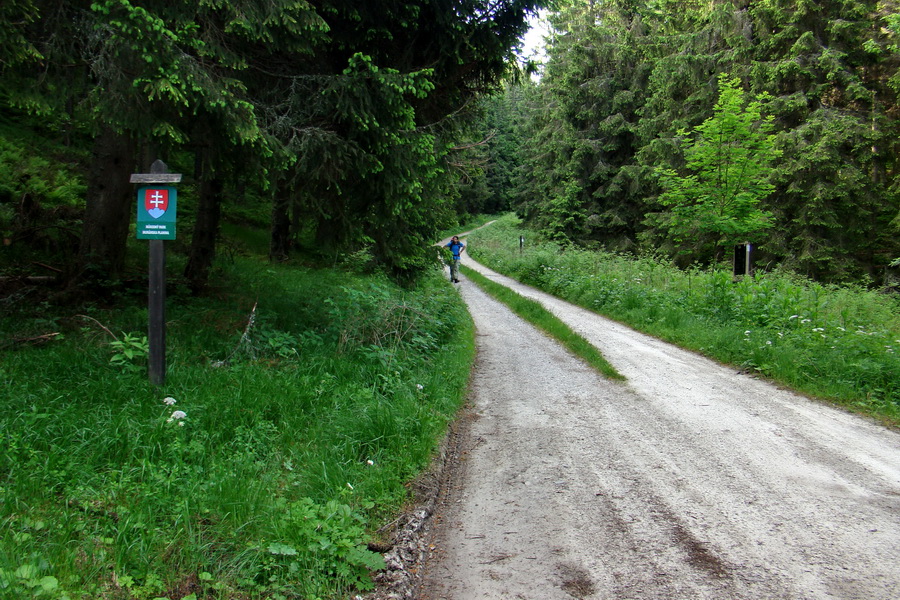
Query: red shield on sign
144 189 169 219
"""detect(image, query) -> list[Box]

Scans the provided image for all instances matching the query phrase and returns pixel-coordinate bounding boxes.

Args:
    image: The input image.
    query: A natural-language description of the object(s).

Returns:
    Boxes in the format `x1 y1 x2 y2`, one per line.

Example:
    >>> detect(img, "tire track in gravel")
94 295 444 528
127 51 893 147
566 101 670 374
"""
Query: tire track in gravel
414 254 900 600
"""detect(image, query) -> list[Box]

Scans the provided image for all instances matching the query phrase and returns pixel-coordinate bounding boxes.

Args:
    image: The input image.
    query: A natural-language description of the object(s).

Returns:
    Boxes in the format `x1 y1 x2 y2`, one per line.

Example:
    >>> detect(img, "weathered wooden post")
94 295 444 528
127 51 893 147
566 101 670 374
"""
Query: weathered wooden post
733 242 753 279
130 160 181 386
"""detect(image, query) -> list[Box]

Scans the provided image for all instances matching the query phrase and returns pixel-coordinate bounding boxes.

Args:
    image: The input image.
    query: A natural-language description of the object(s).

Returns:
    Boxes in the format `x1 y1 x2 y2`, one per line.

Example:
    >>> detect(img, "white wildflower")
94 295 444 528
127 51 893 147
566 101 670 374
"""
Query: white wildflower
167 410 187 423
163 397 177 406
367 460 375 466
416 384 424 391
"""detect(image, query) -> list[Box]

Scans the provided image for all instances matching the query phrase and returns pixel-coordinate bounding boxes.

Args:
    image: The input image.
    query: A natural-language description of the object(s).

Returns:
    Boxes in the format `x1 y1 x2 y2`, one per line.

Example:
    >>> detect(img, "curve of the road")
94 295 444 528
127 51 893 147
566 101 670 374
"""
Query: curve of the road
414 250 900 600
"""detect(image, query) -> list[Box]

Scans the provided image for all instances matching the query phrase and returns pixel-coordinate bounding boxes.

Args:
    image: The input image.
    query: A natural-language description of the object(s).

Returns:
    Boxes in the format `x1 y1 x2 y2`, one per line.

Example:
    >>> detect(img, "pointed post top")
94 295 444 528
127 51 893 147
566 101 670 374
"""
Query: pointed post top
130 160 182 184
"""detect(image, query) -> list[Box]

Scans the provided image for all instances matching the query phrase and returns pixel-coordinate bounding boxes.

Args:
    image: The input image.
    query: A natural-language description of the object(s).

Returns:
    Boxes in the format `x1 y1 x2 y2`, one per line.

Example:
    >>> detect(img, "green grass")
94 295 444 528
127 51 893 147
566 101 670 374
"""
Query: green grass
461 265 623 381
0 257 474 599
466 214 900 424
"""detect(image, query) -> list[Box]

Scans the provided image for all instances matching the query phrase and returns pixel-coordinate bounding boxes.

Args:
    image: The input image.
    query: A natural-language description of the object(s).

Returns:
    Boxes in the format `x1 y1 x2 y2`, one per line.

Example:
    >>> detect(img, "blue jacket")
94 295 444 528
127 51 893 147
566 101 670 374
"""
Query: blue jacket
446 240 465 259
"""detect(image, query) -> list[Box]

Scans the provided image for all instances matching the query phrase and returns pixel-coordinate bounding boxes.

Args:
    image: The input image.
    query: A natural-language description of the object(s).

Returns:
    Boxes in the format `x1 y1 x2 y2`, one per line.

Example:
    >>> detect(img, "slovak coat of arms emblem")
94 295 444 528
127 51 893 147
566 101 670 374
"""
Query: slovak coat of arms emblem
144 189 169 219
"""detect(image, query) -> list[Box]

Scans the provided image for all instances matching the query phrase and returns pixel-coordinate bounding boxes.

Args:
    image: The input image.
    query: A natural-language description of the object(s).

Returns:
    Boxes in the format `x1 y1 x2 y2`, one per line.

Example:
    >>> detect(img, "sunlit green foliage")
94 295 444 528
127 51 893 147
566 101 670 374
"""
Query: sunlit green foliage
654 74 780 254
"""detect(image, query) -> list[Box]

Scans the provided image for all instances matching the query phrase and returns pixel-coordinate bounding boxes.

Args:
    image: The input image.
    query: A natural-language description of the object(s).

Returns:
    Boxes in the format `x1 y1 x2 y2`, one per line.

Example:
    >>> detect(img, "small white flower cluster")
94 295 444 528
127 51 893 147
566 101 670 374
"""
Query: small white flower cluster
744 330 774 347
163 397 186 425
789 315 815 325
855 327 883 337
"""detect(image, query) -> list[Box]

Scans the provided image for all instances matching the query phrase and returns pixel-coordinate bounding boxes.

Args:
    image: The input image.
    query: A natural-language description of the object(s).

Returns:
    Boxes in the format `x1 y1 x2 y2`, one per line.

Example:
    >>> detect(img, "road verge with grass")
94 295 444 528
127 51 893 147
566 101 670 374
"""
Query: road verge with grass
461 265 622 381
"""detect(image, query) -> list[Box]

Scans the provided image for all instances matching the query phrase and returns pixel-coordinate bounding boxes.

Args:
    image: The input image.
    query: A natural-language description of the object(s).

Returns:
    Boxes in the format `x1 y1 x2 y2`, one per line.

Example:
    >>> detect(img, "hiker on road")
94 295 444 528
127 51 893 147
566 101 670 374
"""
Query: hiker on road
445 236 465 283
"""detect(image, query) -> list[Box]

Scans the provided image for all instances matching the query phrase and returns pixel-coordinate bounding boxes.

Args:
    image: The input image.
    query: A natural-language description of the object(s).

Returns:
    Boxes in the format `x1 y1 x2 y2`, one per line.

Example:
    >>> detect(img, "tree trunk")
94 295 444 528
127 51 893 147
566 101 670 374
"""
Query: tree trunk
269 178 292 261
78 126 136 279
184 145 223 293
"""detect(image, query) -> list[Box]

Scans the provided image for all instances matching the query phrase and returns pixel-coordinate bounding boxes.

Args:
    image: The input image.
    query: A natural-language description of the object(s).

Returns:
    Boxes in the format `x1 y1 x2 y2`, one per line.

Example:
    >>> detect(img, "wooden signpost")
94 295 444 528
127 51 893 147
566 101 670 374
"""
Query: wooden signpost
130 160 182 387
734 242 754 278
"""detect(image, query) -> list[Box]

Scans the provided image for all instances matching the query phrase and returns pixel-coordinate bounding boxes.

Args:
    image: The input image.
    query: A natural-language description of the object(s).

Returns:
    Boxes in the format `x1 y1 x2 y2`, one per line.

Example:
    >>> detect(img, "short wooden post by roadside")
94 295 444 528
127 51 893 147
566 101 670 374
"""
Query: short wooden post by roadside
733 242 754 280
130 160 181 386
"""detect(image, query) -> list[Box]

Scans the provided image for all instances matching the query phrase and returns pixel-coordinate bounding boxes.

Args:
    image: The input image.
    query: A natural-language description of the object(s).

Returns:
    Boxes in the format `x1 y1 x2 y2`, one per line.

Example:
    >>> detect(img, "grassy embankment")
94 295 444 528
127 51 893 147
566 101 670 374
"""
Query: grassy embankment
1 251 474 599
465 215 900 425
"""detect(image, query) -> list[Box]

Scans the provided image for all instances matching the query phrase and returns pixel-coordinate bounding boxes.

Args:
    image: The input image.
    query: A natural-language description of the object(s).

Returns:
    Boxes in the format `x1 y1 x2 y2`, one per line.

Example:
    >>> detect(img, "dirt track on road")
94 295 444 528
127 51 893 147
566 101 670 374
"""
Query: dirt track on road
368 251 900 600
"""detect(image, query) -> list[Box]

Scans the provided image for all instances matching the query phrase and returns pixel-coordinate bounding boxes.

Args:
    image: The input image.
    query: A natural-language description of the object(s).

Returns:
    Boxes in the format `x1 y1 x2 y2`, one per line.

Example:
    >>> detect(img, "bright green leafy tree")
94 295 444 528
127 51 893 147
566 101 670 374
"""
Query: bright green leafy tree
654 74 780 258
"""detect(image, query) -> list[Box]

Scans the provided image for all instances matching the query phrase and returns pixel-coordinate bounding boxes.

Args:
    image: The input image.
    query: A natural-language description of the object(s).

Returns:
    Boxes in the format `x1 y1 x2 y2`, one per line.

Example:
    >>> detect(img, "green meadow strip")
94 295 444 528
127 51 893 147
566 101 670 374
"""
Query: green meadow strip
461 264 624 381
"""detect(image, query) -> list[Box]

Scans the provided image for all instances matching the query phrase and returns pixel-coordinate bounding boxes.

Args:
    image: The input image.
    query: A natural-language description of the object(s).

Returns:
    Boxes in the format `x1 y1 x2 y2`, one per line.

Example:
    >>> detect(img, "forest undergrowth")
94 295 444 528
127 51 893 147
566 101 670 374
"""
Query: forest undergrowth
467 215 900 424
0 256 474 599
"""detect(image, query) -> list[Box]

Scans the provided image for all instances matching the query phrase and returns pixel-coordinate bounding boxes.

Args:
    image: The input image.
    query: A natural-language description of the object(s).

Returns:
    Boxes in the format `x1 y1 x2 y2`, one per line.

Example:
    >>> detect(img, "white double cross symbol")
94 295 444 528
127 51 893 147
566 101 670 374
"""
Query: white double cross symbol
149 190 165 209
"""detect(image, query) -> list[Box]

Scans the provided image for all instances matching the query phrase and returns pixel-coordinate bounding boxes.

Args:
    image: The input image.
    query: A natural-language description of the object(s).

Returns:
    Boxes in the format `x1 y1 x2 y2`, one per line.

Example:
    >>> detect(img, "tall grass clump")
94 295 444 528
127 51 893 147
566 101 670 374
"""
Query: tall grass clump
0 257 474 599
466 214 900 422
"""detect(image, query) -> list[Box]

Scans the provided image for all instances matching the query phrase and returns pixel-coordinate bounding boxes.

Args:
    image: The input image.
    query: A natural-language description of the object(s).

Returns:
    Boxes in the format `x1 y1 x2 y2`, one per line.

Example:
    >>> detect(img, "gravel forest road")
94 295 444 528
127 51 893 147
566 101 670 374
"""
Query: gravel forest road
411 251 900 600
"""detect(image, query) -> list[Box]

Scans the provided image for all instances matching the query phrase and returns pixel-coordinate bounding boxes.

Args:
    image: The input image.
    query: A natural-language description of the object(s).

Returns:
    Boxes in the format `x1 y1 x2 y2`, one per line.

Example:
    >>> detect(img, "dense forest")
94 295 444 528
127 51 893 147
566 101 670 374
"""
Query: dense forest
0 0 543 291
466 0 900 285
3 0 900 292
